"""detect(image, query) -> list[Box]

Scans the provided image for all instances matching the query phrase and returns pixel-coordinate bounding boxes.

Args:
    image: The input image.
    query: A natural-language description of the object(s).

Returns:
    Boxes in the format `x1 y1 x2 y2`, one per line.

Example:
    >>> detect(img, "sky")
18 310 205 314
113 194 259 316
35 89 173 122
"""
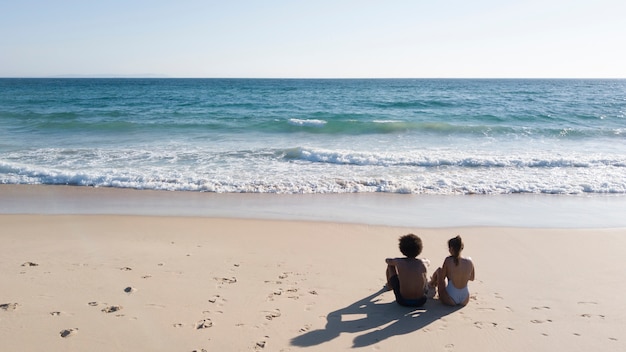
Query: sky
1 0 625 78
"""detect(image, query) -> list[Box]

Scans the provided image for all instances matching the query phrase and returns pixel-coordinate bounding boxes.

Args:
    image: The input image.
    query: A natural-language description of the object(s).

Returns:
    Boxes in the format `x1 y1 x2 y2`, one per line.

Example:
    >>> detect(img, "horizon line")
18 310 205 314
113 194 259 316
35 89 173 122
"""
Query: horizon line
1 75 625 80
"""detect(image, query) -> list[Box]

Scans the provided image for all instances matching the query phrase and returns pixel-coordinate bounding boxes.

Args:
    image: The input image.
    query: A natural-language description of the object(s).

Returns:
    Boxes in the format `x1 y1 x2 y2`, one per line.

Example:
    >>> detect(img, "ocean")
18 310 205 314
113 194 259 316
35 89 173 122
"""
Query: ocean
1 78 625 195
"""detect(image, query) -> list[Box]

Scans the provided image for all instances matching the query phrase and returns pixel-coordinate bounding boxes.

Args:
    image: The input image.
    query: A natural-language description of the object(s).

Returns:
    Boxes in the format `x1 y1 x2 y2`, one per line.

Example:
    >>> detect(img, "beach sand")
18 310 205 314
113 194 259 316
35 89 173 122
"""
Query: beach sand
1 186 625 351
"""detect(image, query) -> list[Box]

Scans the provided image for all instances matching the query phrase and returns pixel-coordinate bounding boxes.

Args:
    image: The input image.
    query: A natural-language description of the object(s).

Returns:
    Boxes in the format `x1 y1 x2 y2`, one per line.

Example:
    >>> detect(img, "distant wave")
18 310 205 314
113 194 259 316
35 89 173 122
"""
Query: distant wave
287 118 327 127
4 109 623 139
280 119 498 135
272 119 624 138
279 147 626 168
34 119 141 132
370 99 457 109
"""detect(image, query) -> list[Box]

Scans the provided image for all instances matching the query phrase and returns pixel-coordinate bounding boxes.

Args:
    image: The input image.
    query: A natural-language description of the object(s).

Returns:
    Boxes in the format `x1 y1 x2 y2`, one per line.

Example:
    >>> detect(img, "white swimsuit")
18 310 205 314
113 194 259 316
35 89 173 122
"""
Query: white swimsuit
446 282 469 305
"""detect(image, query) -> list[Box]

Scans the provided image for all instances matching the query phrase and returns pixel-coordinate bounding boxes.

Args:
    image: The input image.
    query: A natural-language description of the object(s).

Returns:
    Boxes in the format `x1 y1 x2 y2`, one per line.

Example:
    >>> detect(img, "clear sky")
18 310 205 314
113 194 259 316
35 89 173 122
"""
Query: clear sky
1 0 625 78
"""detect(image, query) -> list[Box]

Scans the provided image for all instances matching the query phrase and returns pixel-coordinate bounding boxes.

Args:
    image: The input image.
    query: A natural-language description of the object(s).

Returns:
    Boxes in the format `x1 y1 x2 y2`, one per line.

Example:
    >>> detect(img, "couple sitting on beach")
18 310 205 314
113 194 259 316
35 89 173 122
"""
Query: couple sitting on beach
385 234 475 307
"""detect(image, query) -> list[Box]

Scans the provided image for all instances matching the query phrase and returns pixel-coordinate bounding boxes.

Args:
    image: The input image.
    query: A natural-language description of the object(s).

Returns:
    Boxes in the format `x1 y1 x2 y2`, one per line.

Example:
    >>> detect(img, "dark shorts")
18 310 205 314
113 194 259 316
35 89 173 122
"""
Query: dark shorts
389 275 427 307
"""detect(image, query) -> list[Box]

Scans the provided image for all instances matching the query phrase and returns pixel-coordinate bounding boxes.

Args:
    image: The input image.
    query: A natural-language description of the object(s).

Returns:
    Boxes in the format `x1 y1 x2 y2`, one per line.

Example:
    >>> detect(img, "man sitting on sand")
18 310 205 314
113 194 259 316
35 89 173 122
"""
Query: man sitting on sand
429 235 475 306
385 234 429 307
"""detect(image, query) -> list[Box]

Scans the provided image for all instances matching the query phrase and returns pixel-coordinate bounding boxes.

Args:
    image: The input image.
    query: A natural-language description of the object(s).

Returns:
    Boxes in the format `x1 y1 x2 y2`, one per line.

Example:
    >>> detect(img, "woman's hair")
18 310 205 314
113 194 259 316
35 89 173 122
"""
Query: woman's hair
398 233 423 258
448 235 464 266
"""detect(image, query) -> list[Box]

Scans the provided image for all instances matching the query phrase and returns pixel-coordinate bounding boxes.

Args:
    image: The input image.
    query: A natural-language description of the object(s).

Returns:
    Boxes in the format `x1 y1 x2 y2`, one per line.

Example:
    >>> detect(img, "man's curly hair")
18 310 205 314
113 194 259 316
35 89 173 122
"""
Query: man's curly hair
398 233 422 258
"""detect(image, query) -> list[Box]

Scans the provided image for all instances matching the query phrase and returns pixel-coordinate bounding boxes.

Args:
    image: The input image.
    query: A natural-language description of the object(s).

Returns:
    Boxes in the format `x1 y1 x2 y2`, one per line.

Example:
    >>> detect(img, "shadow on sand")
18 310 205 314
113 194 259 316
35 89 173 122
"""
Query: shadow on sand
291 287 460 348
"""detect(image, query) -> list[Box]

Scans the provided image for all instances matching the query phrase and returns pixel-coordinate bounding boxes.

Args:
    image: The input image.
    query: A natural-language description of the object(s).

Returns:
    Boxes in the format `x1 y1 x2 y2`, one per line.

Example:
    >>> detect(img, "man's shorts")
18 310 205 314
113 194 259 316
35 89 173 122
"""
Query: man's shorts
389 274 427 307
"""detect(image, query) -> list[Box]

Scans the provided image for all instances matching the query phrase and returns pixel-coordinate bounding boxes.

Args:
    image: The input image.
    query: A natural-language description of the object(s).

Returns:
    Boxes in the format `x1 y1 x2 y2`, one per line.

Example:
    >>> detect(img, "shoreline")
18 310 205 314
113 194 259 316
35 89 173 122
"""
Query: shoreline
3 184 626 228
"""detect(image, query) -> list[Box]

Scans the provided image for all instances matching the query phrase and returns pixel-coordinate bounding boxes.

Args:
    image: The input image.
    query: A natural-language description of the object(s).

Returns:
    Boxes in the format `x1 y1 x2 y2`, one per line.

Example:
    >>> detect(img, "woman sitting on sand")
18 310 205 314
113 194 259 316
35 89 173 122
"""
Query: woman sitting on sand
429 235 475 306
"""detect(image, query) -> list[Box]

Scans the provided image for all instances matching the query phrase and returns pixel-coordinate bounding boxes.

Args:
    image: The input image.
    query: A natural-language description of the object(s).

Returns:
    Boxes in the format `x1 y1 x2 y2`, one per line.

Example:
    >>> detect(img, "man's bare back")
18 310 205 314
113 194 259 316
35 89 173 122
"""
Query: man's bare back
385 233 429 307
386 257 427 299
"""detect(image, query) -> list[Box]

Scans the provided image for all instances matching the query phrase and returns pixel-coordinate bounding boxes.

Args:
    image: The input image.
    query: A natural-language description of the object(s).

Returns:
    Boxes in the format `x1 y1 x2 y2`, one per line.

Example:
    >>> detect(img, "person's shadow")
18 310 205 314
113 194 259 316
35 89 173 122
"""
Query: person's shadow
291 287 460 348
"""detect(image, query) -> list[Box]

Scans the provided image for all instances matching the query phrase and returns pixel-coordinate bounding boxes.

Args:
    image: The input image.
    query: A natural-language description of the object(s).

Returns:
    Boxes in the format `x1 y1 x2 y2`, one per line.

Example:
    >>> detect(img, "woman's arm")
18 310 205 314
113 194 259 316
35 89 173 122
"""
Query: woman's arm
441 258 449 278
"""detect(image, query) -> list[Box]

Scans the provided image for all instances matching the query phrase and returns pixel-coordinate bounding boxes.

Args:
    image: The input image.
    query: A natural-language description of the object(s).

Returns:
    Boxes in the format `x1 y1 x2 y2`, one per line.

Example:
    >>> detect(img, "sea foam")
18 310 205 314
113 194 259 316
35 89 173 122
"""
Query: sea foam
288 119 327 127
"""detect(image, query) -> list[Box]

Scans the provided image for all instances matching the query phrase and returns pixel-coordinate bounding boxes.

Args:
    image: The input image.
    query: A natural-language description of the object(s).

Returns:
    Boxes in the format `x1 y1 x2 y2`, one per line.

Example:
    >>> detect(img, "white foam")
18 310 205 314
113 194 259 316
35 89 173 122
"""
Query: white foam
372 120 402 123
2 145 626 195
288 119 327 127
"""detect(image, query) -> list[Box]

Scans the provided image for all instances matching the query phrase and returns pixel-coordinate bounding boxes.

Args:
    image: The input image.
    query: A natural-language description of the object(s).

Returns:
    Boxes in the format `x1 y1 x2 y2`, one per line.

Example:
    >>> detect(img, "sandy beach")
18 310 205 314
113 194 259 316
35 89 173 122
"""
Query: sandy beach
1 186 625 351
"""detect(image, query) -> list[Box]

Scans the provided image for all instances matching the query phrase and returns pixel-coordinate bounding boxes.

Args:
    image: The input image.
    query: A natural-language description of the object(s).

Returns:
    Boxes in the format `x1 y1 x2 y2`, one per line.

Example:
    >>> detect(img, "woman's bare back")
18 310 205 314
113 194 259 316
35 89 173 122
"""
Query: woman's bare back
444 256 475 289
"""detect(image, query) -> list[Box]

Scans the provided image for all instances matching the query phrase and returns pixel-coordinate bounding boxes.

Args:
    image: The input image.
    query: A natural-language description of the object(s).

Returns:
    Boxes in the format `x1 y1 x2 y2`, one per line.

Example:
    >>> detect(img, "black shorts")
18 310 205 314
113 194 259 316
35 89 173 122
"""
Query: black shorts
389 275 427 307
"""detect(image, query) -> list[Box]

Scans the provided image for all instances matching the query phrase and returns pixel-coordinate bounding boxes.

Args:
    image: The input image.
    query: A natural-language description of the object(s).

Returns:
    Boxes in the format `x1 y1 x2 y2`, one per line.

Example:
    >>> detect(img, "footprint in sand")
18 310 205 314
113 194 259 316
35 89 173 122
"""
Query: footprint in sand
532 306 551 310
120 267 132 271
213 277 237 284
1 303 19 311
266 283 284 301
255 340 266 349
228 263 240 273
580 313 605 319
264 309 281 320
255 336 270 350
60 328 78 338
196 318 213 329
473 321 498 329
531 319 552 324
50 311 61 316
208 294 221 303
101 305 123 313
286 288 299 298
123 286 137 293
21 261 39 267
268 286 301 301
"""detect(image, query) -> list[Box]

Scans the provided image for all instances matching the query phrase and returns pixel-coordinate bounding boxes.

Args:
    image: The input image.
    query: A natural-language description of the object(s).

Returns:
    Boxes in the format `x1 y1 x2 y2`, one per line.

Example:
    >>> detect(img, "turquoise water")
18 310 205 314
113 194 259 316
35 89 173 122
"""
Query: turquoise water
1 78 625 194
